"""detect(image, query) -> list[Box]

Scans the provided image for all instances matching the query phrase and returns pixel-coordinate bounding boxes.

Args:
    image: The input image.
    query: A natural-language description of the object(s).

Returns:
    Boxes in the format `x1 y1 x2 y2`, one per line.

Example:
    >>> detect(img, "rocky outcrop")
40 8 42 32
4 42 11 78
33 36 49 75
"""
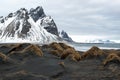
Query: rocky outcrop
30 6 46 22
59 30 73 42
29 6 59 36
40 16 59 36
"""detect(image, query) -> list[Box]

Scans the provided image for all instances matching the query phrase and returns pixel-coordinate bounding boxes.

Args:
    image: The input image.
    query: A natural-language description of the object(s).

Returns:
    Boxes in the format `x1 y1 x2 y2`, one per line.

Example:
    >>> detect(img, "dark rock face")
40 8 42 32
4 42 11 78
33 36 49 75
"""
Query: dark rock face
8 13 13 18
1 8 31 38
21 20 31 36
0 16 4 23
30 6 46 22
16 8 29 19
41 16 59 36
29 6 59 36
2 21 16 37
0 19 4 23
17 8 31 37
59 30 73 42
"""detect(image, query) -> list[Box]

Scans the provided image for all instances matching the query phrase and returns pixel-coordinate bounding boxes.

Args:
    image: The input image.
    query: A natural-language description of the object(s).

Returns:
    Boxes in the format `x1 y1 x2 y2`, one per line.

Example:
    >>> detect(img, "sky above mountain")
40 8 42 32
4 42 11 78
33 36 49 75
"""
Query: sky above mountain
0 0 120 42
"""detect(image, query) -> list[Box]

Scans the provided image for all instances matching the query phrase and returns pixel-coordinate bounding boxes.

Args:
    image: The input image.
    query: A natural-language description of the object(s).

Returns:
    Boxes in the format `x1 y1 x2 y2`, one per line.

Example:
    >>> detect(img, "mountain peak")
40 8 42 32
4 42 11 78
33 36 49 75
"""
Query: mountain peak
30 6 45 22
40 16 59 36
59 30 73 42
36 6 43 10
60 30 70 39
0 6 59 43
0 6 73 43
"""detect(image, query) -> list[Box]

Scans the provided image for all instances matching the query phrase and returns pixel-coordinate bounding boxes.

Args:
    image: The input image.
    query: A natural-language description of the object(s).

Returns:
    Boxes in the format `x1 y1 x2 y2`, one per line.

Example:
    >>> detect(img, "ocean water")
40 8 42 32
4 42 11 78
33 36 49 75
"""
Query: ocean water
69 43 120 51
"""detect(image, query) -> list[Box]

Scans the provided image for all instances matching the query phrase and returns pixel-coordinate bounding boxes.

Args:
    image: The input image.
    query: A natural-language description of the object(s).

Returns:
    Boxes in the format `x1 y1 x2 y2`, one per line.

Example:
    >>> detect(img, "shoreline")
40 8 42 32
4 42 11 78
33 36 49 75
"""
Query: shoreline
69 42 120 52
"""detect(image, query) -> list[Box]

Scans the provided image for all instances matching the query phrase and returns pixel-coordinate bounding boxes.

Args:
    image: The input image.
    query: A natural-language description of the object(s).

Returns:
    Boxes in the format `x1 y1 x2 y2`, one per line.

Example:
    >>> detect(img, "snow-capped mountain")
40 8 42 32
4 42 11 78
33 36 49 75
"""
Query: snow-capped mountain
37 16 59 36
59 30 73 42
85 39 115 43
0 6 63 43
30 6 59 36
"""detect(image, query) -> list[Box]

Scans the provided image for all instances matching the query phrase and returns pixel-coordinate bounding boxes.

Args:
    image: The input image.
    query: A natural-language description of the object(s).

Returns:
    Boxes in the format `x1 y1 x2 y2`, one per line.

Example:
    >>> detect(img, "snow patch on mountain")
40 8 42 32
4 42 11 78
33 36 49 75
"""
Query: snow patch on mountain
0 7 59 43
0 6 75 43
36 16 59 36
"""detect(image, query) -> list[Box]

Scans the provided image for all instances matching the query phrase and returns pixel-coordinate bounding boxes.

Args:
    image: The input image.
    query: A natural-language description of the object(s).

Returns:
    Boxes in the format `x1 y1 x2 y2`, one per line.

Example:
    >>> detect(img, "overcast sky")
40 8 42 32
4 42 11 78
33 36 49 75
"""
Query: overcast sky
0 0 120 42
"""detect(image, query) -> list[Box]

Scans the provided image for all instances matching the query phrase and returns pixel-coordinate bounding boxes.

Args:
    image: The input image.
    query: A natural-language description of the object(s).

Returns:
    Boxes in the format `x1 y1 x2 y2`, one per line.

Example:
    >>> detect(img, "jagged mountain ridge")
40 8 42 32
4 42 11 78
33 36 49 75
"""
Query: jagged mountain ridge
30 6 59 36
0 6 73 43
59 30 73 42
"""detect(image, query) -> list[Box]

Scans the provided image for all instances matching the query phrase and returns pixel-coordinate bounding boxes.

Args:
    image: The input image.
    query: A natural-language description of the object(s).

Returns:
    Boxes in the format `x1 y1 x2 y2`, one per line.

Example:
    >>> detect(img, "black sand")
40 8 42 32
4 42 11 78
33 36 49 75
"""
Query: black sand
0 43 120 80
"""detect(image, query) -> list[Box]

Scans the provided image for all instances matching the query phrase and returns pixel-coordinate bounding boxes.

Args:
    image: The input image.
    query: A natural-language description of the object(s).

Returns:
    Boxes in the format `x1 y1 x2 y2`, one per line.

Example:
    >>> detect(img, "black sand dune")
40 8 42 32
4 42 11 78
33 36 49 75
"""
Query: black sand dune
0 43 120 80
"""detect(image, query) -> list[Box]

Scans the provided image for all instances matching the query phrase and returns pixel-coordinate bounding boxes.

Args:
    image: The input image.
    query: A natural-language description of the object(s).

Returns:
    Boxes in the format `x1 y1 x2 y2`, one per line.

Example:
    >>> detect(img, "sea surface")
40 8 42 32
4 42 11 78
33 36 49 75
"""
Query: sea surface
69 43 120 51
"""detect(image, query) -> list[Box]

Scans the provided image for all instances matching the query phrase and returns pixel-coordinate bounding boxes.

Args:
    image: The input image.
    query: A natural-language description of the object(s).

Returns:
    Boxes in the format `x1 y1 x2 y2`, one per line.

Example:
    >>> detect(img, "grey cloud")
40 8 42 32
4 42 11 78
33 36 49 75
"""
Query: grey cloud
0 0 120 41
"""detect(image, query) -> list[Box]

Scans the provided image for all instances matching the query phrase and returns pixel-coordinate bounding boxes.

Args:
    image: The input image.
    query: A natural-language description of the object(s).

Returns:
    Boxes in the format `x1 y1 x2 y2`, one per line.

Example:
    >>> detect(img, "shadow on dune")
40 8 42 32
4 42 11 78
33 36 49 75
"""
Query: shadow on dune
0 42 120 80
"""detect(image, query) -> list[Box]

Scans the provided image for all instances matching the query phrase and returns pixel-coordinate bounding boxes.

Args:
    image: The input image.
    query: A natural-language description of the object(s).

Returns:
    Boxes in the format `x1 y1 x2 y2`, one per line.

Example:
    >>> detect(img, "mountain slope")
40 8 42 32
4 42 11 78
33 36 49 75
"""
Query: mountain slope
0 7 59 43
29 6 59 36
0 6 74 43
59 30 73 42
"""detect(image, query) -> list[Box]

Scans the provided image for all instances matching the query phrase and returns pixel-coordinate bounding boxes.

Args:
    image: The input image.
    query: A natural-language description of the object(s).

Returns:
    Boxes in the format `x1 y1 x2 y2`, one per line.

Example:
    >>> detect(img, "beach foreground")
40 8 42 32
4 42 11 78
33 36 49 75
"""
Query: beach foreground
0 43 120 80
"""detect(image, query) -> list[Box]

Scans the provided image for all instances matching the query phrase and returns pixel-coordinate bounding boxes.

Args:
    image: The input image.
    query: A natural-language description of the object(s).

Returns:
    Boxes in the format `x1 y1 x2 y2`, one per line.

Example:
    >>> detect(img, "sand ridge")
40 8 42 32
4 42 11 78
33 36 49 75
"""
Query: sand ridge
0 42 120 80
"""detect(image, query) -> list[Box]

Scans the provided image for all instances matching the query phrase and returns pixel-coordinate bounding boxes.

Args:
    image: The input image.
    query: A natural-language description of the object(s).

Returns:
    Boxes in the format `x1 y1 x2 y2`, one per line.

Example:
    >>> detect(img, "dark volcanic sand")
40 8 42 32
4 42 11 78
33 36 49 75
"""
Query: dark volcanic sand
0 43 120 80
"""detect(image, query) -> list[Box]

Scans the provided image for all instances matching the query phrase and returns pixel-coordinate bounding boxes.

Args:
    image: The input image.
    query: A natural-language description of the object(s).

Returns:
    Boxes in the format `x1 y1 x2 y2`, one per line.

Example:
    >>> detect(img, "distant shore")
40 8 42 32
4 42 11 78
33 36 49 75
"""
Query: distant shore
69 42 120 51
